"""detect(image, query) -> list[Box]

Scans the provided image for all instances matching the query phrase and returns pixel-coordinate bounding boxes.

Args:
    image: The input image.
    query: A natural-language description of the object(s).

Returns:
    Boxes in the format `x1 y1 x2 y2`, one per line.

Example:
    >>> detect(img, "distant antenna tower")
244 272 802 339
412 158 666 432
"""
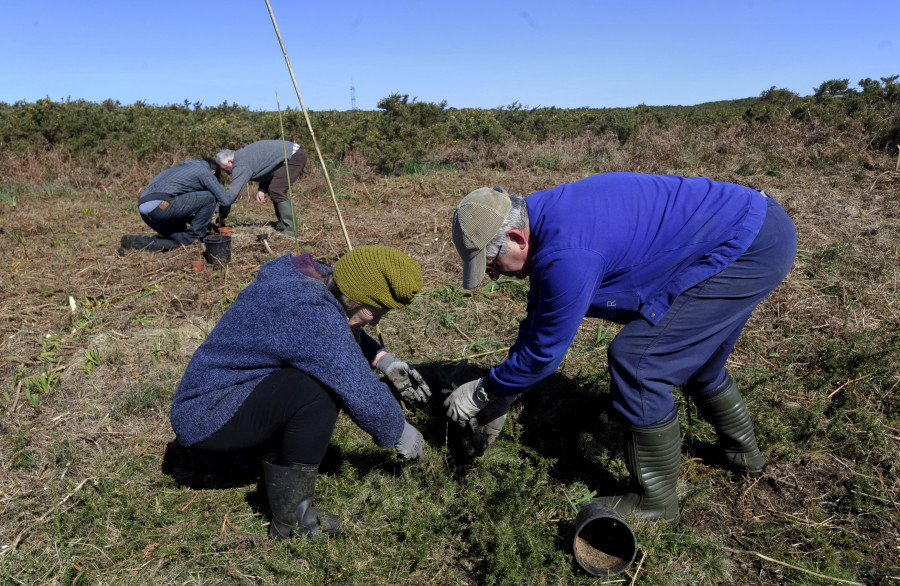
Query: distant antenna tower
350 79 358 110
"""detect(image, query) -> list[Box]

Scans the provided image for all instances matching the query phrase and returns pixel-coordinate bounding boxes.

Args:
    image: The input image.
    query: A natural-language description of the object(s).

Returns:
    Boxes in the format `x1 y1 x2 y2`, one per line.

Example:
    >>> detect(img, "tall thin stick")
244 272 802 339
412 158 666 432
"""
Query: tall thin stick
264 0 352 251
275 90 301 256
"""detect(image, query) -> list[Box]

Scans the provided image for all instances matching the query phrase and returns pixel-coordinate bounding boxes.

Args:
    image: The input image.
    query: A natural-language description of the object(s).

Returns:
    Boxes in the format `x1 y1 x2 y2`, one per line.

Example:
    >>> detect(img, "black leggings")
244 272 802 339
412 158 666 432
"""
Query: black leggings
194 368 340 466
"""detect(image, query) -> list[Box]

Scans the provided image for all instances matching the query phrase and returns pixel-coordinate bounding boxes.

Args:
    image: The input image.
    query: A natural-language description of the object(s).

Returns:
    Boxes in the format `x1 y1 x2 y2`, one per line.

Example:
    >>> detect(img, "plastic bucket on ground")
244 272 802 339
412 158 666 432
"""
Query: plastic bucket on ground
573 501 637 577
203 234 231 265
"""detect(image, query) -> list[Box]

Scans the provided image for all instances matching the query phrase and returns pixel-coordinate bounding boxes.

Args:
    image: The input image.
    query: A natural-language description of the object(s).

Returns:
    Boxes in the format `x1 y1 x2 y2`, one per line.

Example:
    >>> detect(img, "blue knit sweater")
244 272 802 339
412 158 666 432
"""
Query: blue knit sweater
170 255 405 448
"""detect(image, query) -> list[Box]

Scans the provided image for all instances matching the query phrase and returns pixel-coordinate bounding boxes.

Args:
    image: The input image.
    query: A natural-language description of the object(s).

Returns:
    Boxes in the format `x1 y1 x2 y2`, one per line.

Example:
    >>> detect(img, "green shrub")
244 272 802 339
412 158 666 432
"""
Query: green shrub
1 73 898 174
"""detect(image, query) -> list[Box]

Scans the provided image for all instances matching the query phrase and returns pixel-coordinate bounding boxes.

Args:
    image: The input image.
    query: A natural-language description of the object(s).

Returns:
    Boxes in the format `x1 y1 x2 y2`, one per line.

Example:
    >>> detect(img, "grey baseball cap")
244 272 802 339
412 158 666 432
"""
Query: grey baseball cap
452 186 511 289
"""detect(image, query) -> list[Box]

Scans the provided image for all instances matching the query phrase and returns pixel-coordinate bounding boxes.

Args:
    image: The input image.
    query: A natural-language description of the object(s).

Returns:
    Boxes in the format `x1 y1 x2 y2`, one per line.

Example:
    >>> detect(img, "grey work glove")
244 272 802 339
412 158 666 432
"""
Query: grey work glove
376 352 431 404
467 405 510 451
394 421 424 461
444 378 517 428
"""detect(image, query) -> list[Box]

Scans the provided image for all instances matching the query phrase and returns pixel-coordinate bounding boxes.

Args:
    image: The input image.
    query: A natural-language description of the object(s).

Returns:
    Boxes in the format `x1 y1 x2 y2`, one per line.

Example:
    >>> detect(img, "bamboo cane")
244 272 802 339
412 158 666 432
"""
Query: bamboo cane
264 0 352 251
275 90 301 256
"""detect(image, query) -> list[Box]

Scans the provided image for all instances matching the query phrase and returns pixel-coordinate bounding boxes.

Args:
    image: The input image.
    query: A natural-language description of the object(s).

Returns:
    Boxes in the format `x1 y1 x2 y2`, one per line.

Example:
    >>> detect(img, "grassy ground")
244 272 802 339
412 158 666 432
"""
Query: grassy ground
1 125 899 584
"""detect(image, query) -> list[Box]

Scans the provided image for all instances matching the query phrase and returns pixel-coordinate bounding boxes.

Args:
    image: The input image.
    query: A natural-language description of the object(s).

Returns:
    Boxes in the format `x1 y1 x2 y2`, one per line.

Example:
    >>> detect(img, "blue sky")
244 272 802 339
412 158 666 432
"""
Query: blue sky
1 1 897 112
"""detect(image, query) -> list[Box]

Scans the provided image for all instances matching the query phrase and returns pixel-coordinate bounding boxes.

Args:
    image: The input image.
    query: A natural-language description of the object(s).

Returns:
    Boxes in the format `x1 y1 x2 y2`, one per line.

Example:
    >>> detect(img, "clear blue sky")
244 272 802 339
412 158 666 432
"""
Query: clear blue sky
1 1 897 112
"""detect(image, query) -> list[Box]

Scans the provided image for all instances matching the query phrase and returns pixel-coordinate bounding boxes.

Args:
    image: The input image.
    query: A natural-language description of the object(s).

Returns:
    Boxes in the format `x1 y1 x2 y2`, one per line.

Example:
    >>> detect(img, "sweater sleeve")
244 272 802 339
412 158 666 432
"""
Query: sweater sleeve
489 249 606 396
271 292 405 448
222 164 253 205
358 330 385 363
198 171 233 205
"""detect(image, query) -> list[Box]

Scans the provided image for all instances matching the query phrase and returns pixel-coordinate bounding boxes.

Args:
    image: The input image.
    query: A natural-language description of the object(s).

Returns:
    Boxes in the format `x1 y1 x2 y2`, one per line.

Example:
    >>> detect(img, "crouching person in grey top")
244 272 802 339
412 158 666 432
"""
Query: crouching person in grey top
120 157 229 253
170 246 431 539
215 139 308 237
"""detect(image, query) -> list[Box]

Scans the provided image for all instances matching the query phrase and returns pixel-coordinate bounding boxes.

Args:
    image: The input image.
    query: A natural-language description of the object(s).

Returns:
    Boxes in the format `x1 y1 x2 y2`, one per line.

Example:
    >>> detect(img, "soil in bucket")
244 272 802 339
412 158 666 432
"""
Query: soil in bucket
573 502 637 577
203 234 231 265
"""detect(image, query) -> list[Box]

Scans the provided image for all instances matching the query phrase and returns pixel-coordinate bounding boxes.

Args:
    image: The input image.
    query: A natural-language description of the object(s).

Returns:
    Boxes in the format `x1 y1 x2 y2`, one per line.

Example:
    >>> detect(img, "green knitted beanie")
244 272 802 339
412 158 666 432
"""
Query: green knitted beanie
333 246 423 310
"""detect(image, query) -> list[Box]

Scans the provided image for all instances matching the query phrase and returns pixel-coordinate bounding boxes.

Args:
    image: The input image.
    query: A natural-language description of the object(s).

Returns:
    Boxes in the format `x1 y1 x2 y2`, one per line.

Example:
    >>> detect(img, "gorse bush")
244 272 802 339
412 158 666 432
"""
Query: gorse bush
2 74 897 177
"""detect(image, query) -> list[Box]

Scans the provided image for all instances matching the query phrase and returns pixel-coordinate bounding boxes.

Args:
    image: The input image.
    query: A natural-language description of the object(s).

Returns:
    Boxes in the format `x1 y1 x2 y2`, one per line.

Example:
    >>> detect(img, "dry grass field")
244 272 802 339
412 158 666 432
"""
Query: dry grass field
1 108 899 584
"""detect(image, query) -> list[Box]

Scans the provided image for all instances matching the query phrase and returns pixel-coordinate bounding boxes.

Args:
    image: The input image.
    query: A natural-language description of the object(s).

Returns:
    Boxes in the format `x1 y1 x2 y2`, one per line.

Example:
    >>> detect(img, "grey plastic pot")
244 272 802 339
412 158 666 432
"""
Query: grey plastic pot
573 500 638 577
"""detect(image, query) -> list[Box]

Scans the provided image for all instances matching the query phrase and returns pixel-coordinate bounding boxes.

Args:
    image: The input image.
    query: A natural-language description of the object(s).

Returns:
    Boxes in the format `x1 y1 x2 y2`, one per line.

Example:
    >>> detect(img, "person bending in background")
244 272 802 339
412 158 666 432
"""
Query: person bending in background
215 139 308 237
120 157 229 253
444 173 796 524
170 246 431 539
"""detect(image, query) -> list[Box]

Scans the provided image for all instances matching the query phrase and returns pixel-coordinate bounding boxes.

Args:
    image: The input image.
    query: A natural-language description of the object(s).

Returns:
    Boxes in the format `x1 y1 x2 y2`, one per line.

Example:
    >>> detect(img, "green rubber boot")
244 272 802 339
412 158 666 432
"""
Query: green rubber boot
273 200 298 236
592 409 681 524
262 454 342 540
685 373 766 478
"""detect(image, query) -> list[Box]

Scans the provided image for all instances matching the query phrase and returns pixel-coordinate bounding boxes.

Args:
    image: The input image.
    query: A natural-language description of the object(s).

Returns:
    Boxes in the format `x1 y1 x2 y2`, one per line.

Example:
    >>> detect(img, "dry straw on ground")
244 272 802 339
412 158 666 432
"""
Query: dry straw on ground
1 122 899 583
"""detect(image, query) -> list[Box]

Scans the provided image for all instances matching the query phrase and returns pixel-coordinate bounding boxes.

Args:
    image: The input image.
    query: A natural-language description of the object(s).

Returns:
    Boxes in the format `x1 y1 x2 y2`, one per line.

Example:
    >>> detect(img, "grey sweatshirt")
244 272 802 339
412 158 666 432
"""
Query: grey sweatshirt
222 140 299 204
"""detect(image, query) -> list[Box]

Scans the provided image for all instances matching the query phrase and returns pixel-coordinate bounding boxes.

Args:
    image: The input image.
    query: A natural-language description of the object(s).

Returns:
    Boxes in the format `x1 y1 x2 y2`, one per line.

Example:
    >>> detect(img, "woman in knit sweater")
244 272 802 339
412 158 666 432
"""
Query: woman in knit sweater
170 246 430 539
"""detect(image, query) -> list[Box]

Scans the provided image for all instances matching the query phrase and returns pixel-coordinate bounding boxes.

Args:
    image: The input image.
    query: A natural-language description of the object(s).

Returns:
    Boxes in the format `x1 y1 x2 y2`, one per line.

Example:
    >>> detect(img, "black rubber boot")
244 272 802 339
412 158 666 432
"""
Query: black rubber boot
272 201 298 236
120 235 155 249
592 409 681 524
685 373 766 478
120 234 177 253
262 454 341 540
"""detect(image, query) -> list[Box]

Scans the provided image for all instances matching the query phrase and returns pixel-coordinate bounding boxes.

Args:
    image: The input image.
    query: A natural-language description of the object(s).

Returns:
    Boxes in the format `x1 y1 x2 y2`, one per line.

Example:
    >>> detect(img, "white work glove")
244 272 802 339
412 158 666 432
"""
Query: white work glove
394 421 424 461
444 378 516 427
376 352 431 404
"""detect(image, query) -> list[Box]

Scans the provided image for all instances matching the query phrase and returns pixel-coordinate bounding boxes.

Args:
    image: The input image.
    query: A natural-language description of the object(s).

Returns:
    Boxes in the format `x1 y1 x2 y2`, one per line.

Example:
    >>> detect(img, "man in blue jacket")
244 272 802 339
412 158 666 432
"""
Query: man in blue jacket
444 172 797 523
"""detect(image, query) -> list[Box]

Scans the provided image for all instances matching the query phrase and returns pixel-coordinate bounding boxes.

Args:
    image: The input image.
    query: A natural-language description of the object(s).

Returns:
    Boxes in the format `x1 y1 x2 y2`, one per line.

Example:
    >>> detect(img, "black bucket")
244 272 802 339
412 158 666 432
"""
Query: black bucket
573 501 637 577
203 234 231 265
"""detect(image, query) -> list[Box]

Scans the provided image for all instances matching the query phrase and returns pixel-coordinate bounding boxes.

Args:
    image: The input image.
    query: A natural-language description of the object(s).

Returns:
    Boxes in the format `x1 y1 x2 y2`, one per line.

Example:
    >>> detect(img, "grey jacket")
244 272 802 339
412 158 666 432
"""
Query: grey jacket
140 160 230 205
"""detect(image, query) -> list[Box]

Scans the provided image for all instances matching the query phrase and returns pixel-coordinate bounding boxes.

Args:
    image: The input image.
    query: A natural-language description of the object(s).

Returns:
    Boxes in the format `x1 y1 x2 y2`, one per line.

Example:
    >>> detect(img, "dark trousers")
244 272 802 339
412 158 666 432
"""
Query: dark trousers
194 368 340 466
608 195 797 427
141 190 217 248
263 147 308 203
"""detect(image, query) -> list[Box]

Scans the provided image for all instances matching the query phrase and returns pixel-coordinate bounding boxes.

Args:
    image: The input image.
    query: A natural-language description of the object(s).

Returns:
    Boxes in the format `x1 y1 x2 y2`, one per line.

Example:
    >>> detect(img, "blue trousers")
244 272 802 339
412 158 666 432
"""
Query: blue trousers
608 196 797 427
141 190 217 248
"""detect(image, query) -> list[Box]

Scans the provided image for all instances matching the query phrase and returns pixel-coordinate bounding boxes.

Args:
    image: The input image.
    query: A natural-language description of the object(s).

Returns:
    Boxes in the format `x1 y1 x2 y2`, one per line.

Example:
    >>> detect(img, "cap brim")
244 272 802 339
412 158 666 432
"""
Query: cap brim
461 248 486 290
